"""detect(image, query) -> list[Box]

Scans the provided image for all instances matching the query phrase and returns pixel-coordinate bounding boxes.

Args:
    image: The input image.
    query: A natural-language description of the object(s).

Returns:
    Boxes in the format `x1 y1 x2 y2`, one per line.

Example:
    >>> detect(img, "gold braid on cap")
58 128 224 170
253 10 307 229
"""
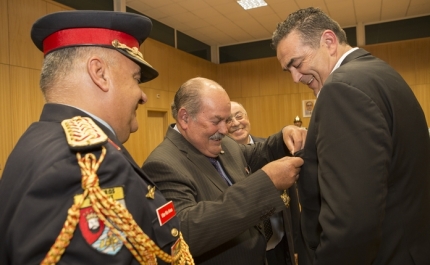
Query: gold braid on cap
41 117 194 265
112 39 154 68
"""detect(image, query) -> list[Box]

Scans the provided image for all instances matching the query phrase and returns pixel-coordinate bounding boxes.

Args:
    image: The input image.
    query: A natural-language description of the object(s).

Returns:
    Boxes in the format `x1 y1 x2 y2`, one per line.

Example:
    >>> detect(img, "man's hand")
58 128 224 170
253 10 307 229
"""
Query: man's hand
262 156 304 190
282 125 307 154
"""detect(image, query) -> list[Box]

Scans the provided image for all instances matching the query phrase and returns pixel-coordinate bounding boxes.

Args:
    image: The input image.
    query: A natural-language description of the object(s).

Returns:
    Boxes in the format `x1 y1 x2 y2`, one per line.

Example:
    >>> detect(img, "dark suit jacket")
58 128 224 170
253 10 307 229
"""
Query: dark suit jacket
143 125 289 265
297 49 430 264
251 135 311 265
0 104 181 265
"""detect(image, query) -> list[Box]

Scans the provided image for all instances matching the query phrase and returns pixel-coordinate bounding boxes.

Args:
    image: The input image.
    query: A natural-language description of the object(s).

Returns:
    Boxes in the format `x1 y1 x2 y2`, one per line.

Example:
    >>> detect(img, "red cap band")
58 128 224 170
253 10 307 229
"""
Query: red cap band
43 28 139 55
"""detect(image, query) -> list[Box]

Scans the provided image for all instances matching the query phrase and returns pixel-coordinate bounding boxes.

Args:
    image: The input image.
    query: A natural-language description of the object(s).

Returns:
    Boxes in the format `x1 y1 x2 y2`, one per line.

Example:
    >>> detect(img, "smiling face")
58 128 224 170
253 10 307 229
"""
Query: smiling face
178 80 231 157
276 30 332 97
227 102 251 144
107 51 148 143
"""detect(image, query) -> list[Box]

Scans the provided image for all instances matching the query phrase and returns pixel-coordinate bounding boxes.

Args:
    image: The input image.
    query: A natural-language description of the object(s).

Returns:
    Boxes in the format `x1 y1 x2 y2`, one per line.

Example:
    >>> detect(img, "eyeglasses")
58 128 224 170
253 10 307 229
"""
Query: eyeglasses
226 112 246 125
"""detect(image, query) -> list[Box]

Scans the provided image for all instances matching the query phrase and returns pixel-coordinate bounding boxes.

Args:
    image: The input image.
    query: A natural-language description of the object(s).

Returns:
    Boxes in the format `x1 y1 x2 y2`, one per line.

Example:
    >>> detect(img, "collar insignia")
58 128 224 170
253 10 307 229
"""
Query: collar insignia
146 185 156 200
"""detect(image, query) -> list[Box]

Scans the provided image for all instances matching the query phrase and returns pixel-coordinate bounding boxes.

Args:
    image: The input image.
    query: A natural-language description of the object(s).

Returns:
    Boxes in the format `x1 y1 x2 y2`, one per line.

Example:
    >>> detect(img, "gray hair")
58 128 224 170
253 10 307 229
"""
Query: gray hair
40 46 113 98
171 77 224 120
271 7 348 50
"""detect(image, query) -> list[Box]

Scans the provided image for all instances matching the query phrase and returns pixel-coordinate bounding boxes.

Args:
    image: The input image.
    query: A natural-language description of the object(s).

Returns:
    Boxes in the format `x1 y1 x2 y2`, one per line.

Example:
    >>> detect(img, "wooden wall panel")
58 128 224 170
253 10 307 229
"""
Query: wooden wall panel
259 57 279 96
9 66 45 144
123 105 148 166
0 65 12 175
1 0 9 64
142 38 171 91
411 84 430 125
8 0 46 69
414 38 430 85
240 60 260 97
218 63 242 98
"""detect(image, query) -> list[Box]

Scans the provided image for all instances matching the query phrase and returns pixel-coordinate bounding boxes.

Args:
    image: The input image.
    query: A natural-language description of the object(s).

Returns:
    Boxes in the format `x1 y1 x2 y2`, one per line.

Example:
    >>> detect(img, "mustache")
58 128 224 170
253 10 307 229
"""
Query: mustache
209 132 225 141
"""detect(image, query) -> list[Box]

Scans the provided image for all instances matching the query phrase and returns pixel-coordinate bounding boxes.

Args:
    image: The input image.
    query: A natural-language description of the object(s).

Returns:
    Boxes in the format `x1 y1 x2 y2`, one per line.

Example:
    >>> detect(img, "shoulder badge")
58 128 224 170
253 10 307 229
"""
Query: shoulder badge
61 116 108 151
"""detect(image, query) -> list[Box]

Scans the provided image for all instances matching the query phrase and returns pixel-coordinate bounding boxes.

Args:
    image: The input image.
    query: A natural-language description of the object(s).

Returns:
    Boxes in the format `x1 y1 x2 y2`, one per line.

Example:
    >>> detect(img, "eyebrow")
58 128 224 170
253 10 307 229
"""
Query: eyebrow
283 58 295 72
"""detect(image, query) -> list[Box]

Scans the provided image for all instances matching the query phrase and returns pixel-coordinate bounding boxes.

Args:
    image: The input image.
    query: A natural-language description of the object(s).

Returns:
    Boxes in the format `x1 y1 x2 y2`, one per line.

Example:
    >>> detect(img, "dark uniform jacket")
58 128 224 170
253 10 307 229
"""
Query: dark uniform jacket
0 103 181 265
143 125 289 265
297 48 430 264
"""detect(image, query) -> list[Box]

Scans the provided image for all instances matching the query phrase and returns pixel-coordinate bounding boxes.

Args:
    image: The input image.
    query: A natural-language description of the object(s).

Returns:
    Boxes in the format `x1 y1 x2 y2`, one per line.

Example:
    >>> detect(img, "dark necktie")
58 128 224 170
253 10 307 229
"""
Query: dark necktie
208 157 232 186
263 219 273 243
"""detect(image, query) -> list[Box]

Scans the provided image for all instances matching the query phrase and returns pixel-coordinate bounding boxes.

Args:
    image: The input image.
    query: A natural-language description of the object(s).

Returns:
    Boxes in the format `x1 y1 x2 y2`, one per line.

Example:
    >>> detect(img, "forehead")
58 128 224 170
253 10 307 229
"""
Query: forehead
230 102 245 113
276 31 305 68
199 88 231 115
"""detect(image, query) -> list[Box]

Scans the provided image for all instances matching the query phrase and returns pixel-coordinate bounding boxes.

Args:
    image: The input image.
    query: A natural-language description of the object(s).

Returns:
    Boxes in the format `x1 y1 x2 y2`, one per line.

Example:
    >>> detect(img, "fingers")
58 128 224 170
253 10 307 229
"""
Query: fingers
282 125 307 154
262 156 304 190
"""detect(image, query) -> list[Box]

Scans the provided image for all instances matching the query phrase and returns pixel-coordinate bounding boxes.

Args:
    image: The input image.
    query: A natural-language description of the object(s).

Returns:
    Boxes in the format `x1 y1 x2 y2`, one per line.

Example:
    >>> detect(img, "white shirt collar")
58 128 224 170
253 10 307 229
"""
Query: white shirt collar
248 135 254 144
331 47 359 74
317 47 359 98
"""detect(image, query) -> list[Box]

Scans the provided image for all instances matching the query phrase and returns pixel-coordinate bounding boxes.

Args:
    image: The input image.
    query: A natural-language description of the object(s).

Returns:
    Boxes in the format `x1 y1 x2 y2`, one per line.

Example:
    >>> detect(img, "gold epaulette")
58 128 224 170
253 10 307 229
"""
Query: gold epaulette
61 116 108 151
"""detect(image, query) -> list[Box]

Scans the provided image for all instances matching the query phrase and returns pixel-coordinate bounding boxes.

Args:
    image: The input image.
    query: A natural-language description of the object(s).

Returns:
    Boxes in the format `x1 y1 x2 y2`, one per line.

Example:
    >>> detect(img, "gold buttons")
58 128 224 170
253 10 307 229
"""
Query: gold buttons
171 228 179 237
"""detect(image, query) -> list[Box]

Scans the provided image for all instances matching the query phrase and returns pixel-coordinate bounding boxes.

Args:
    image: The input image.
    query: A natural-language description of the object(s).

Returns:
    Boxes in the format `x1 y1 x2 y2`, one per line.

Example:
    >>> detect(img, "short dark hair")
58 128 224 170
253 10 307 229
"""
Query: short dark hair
171 78 205 120
271 7 348 49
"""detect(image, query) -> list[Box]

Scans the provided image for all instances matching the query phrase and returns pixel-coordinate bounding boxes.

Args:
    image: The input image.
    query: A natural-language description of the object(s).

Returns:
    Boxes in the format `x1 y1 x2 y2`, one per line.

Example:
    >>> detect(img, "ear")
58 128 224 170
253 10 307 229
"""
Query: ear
320 30 338 56
88 56 110 92
177 108 189 129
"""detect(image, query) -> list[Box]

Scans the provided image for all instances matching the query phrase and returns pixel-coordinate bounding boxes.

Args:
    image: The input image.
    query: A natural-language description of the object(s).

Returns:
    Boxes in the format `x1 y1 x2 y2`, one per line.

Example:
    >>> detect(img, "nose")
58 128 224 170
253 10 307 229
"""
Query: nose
219 122 229 135
139 91 148 104
231 117 240 126
290 68 302 83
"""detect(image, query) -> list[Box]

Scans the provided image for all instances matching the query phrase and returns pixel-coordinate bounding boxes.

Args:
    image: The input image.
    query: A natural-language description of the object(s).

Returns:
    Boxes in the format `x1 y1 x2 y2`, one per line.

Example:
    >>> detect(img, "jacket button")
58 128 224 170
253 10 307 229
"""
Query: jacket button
171 228 179 237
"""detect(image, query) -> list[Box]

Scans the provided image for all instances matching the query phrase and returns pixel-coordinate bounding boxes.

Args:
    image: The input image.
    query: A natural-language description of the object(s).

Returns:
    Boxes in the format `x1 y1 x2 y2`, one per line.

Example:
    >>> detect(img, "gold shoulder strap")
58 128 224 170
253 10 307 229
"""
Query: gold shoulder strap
61 116 108 151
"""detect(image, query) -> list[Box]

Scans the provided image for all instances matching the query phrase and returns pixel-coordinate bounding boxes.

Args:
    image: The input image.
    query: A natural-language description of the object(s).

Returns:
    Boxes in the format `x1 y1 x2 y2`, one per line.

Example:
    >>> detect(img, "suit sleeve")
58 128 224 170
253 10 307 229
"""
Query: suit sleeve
142 144 285 257
311 82 391 264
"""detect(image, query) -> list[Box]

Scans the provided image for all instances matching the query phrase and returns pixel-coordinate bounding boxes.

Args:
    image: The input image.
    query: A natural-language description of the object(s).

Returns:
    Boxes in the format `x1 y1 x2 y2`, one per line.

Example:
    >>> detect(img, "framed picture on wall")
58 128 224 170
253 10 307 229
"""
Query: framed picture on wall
302 99 316 117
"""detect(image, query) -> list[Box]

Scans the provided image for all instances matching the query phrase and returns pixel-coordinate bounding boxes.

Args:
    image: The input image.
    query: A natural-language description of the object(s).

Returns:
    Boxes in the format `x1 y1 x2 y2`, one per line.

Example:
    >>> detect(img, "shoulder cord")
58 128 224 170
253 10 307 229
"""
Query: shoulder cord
41 146 194 265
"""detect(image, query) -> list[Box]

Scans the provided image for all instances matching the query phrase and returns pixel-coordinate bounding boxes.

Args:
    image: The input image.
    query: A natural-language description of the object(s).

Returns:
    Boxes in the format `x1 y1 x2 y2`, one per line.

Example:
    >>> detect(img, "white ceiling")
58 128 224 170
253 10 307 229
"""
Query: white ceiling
126 0 430 47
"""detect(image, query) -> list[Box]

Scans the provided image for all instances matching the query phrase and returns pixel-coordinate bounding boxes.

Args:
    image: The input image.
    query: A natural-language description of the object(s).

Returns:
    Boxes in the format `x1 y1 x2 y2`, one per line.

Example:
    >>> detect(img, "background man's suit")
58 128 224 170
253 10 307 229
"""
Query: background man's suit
297 49 430 264
143 125 289 265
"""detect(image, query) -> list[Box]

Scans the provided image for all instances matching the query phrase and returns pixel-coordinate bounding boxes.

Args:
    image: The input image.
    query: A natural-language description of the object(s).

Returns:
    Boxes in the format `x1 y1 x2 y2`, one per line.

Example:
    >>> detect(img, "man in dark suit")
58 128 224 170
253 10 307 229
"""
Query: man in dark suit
227 101 311 265
0 11 193 265
272 7 430 265
143 77 306 265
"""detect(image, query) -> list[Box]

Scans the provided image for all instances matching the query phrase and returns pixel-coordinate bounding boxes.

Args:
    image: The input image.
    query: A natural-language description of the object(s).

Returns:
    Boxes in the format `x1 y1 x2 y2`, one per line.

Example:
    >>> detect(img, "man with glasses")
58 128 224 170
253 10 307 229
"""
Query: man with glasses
227 101 264 144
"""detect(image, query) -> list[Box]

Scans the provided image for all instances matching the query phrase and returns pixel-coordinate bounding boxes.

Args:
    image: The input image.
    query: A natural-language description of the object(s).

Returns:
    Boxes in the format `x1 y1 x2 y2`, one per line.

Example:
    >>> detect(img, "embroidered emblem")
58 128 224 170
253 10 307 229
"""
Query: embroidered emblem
61 116 108 150
75 187 126 255
146 185 156 199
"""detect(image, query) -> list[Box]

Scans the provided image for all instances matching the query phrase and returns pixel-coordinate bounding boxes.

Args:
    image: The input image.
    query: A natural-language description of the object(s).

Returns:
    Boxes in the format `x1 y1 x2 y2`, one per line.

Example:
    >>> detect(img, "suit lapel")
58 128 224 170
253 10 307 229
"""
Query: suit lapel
218 143 246 184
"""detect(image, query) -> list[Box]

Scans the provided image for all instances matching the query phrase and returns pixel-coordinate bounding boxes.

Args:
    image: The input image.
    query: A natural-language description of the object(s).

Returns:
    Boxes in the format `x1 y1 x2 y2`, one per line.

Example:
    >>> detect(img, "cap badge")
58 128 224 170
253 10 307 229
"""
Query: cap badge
112 39 154 69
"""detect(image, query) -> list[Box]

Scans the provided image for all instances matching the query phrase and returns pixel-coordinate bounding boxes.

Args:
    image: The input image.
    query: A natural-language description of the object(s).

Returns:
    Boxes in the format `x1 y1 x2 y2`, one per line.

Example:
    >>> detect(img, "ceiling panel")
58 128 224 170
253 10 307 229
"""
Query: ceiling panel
126 0 430 47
